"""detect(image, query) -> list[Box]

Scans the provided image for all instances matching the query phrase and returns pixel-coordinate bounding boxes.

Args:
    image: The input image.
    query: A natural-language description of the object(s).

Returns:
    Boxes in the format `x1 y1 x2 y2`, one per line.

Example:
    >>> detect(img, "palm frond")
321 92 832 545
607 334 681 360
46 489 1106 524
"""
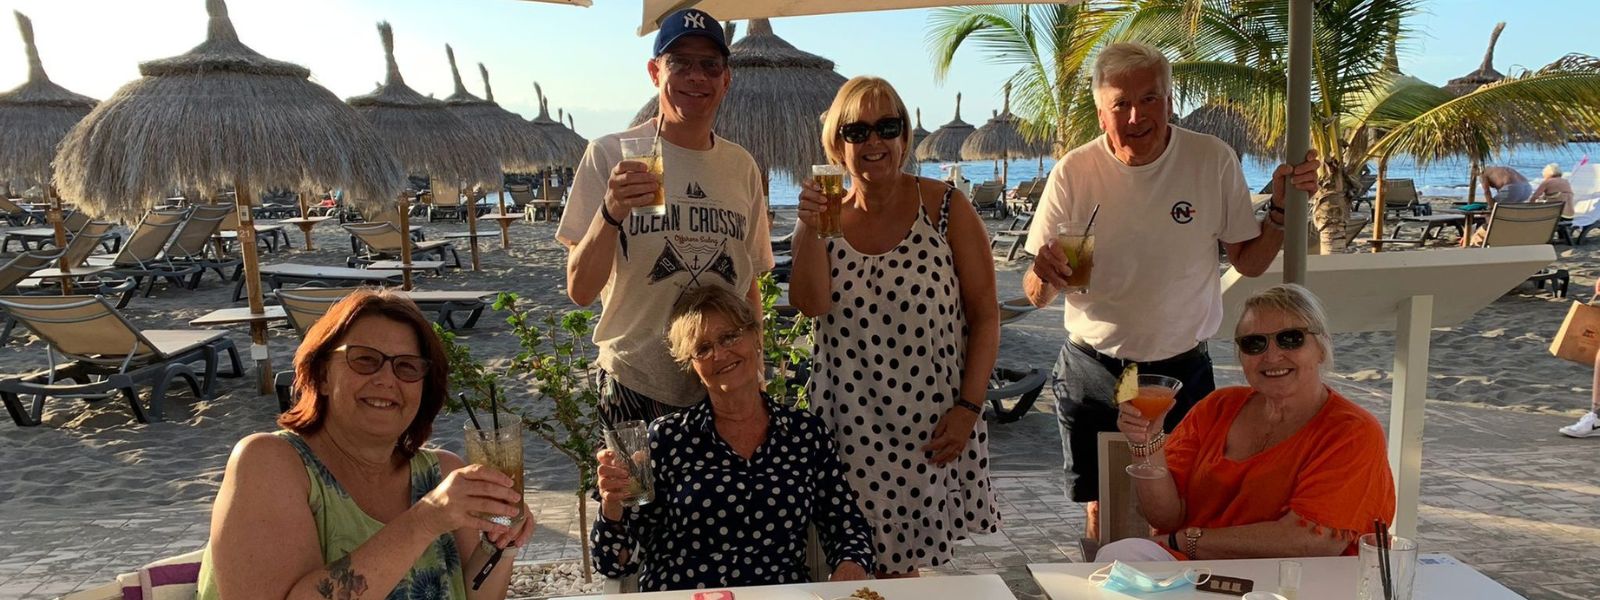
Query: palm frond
1368 72 1600 166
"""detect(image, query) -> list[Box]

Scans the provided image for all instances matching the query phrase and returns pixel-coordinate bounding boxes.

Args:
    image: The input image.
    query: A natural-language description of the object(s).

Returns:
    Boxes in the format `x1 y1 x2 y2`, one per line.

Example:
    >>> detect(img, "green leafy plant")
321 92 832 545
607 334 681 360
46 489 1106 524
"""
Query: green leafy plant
758 272 812 407
437 292 602 582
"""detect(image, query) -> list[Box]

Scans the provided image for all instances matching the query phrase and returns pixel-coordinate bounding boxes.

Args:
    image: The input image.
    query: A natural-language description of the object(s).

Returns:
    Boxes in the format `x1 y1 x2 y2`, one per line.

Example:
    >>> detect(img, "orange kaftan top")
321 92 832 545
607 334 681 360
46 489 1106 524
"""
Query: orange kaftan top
1163 386 1396 556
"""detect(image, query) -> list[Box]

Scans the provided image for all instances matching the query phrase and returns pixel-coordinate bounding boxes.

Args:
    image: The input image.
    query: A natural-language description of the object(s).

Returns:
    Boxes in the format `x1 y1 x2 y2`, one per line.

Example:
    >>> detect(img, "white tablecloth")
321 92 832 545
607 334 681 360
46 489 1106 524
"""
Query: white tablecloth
551 573 1016 599
1029 553 1525 600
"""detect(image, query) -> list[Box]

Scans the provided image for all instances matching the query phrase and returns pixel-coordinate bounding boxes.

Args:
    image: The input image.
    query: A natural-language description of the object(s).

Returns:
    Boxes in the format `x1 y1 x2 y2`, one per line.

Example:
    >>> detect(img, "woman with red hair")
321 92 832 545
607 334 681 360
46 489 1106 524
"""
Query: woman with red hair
198 290 532 600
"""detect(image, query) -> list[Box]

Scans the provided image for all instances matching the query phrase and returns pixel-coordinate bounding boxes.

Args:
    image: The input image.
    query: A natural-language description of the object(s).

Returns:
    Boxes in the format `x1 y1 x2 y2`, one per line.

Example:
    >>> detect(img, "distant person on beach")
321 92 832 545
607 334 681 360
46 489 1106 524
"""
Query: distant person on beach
1481 165 1533 205
1532 163 1576 217
1096 284 1396 562
556 8 772 425
591 287 876 590
198 291 532 600
1022 42 1320 540
790 76 1000 577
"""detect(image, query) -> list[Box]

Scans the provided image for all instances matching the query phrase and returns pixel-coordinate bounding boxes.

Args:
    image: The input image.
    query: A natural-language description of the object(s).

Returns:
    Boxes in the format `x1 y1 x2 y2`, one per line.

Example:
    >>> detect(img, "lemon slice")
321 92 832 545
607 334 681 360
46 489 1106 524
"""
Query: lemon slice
1115 363 1139 404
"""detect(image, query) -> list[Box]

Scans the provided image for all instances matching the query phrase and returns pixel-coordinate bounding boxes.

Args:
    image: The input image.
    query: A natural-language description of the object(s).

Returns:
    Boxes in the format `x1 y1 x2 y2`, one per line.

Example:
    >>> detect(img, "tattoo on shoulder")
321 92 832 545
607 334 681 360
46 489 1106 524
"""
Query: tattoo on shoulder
317 555 370 600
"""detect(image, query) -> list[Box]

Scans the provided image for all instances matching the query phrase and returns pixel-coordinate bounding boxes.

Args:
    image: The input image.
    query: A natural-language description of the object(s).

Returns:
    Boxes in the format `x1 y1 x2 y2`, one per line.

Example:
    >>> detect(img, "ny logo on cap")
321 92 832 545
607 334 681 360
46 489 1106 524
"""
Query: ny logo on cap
683 12 707 29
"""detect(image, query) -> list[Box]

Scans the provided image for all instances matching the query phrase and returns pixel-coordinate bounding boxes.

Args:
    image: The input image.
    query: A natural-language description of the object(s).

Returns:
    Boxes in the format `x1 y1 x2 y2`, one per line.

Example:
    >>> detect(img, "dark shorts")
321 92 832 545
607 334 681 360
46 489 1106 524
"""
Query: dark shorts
1051 340 1216 502
597 370 689 427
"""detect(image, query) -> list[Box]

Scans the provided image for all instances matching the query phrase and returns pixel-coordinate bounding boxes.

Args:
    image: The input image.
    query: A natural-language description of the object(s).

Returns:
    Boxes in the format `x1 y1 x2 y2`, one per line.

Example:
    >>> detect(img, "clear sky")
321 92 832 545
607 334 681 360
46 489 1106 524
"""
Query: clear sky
2 0 1596 139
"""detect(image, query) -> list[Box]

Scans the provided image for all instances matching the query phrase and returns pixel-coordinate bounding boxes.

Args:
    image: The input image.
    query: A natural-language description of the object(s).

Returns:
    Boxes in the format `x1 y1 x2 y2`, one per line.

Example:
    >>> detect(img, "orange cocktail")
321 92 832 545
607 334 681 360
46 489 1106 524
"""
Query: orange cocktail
1129 385 1177 420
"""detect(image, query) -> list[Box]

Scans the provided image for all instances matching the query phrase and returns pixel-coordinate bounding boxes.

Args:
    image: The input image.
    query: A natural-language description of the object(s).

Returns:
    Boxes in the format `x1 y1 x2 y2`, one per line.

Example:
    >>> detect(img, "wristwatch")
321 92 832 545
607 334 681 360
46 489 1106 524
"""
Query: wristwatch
1184 526 1204 559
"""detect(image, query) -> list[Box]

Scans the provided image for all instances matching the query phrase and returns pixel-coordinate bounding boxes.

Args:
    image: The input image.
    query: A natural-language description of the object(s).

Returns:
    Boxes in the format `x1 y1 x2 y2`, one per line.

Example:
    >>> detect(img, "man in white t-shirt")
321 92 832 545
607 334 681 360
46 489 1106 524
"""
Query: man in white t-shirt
1023 42 1319 538
558 8 773 424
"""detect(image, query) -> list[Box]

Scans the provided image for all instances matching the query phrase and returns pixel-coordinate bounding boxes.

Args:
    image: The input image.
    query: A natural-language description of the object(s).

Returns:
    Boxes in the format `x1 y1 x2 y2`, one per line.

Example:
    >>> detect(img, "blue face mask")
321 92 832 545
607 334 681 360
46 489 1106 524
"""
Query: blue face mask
1088 561 1212 594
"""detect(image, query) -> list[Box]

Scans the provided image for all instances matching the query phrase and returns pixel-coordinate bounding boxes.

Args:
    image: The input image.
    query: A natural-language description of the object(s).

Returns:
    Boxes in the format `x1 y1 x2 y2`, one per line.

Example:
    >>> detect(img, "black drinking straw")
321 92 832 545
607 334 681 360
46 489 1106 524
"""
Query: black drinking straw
488 381 501 430
473 382 507 589
1374 520 1393 600
1074 204 1100 265
458 393 483 431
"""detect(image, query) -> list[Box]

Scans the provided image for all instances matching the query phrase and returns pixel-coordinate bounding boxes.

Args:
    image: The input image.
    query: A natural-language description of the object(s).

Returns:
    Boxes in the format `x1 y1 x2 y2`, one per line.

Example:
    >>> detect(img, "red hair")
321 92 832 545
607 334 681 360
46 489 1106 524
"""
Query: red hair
277 289 449 457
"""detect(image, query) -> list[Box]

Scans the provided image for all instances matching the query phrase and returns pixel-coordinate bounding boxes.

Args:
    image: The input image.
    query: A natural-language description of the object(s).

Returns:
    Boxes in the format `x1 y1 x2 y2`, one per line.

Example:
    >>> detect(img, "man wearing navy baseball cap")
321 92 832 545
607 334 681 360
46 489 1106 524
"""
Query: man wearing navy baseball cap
558 9 773 426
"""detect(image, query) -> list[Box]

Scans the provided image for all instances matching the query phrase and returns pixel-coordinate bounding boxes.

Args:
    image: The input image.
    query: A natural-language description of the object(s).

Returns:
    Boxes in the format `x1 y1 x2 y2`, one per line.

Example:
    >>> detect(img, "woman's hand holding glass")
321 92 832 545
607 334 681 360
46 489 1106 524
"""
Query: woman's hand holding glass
596 448 644 521
795 179 830 232
414 464 525 545
1116 401 1166 446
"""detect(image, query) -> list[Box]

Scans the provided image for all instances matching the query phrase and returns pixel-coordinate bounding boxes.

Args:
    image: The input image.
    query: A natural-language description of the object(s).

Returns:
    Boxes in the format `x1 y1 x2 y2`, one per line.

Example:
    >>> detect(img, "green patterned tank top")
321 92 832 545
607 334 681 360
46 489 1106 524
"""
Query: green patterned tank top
197 431 467 600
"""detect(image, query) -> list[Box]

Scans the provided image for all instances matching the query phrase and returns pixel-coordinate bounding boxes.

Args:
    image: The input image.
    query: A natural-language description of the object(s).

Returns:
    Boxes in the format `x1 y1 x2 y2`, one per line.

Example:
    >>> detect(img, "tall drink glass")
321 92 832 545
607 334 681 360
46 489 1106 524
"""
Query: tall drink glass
463 413 526 535
811 164 846 239
1055 221 1095 293
604 420 655 507
1124 374 1181 480
1358 533 1417 600
620 137 665 216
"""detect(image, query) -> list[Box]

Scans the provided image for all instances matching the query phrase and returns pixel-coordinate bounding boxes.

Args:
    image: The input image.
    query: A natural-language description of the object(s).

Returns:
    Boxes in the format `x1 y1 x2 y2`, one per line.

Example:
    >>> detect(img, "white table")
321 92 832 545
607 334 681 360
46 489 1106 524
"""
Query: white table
1029 554 1526 600
552 573 1016 600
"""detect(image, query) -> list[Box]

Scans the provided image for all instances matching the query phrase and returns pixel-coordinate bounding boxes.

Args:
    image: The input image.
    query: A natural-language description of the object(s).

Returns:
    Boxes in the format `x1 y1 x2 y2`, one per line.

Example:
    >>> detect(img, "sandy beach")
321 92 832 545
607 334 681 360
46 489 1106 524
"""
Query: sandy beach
0 202 1595 597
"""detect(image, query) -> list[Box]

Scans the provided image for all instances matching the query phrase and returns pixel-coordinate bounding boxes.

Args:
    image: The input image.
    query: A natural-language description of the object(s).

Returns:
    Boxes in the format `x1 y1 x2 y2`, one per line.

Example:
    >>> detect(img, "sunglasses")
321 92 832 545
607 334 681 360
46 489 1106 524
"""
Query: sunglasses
334 344 430 382
661 54 727 78
691 326 749 361
839 117 906 144
1234 328 1319 356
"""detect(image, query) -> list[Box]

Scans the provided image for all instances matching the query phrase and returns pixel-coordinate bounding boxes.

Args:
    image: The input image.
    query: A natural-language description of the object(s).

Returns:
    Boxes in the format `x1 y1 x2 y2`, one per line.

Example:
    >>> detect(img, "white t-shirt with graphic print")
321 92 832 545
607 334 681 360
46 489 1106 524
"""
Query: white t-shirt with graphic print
558 120 774 406
1025 126 1259 362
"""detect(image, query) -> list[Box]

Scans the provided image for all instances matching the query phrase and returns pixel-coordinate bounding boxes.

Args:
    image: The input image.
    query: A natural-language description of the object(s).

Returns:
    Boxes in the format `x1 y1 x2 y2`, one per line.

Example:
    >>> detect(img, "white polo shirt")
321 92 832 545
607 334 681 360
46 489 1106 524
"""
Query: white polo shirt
1025 126 1259 362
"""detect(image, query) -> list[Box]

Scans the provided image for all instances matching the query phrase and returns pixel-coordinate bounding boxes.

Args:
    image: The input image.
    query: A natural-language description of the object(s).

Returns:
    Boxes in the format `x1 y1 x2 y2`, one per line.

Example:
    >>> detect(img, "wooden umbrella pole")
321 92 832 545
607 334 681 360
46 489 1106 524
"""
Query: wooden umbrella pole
297 190 315 251
397 192 414 290
466 185 481 271
236 182 272 394
497 188 511 250
47 185 73 295
1372 158 1389 253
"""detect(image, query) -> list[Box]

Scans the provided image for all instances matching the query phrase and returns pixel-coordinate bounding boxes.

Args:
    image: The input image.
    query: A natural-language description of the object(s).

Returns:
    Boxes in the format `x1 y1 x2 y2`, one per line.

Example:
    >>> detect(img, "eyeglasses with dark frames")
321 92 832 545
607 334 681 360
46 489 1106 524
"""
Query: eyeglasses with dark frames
333 344 430 382
1234 328 1319 356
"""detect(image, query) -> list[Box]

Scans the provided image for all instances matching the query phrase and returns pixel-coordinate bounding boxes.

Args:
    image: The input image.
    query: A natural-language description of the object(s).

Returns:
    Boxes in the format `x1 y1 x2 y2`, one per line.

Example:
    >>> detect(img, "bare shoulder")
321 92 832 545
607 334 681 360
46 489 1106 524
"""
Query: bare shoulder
229 432 305 479
915 176 967 211
433 448 466 473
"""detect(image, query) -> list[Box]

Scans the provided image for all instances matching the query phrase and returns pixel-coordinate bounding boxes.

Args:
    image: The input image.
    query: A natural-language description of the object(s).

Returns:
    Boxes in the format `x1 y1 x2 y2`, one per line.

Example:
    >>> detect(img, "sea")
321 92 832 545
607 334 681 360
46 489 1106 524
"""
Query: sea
762 142 1600 205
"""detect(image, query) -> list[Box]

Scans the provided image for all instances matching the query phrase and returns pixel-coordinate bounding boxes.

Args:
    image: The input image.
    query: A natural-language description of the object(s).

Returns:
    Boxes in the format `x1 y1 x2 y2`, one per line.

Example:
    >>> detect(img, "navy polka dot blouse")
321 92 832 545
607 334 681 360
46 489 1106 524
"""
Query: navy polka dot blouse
591 395 878 590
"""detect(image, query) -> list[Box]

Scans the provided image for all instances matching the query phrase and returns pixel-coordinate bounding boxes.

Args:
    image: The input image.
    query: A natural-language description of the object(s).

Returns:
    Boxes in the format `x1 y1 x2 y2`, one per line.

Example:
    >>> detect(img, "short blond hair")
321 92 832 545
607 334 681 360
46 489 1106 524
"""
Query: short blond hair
666 286 761 369
1235 283 1334 369
821 76 912 167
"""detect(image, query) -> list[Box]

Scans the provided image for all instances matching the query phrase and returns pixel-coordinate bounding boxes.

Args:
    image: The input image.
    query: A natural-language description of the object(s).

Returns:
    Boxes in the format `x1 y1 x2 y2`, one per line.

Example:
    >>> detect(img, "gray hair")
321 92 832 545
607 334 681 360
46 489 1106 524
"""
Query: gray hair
1544 163 1563 179
1092 42 1173 110
1235 283 1334 369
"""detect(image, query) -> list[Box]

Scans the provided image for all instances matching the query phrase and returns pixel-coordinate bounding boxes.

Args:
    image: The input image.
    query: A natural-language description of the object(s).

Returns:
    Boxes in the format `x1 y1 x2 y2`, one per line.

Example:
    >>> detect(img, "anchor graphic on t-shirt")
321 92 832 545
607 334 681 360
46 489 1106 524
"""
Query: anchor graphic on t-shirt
648 239 737 298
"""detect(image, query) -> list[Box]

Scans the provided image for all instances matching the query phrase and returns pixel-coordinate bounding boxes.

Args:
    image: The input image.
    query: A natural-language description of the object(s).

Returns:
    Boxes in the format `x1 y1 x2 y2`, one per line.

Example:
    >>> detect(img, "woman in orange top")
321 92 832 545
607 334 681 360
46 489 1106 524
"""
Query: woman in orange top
1099 283 1395 562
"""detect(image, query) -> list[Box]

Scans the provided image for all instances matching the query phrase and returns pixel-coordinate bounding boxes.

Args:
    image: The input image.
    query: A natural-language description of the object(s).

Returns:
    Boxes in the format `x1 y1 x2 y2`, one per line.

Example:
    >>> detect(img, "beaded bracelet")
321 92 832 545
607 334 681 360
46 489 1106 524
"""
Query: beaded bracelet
1130 432 1167 457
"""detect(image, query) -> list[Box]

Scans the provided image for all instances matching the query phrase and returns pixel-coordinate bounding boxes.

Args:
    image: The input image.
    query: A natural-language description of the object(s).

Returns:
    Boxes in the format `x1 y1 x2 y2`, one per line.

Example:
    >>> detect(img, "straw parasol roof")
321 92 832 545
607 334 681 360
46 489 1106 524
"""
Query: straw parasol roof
1445 22 1506 96
347 23 500 189
0 12 97 185
915 92 975 162
52 0 403 224
440 46 557 173
631 18 847 183
530 83 588 166
912 108 931 152
961 84 1049 161
1180 102 1271 158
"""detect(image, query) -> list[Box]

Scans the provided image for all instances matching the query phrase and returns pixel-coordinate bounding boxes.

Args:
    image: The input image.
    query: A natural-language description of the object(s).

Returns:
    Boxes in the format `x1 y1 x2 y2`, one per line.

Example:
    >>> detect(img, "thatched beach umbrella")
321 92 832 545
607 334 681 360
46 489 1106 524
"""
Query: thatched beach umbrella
52 0 404 394
1444 22 1506 202
631 18 847 187
529 84 588 200
440 47 555 264
0 12 97 251
961 83 1049 186
916 92 975 163
912 108 931 155
348 22 500 289
1180 102 1271 159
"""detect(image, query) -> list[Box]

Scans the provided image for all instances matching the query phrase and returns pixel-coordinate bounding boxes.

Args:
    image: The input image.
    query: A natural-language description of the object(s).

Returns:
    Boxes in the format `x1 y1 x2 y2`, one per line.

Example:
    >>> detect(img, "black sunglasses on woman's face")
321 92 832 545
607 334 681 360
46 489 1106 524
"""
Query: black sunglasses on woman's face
1234 328 1318 356
839 117 906 144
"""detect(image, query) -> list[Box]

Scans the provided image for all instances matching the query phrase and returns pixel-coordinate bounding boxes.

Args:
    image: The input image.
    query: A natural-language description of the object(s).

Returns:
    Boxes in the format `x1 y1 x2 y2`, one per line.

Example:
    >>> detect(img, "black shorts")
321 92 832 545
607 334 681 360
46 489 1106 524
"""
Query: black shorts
597 370 691 427
1051 340 1216 503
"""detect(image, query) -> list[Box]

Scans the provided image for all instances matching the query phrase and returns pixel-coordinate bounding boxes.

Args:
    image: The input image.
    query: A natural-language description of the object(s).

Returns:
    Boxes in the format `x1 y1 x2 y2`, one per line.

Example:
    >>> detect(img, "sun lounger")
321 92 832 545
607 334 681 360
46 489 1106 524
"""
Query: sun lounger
84 210 201 298
218 204 291 252
970 181 1007 219
990 212 1034 261
163 204 242 285
0 196 42 226
0 294 242 426
21 222 141 307
1381 178 1426 219
1477 202 1569 297
230 263 403 301
344 222 462 270
0 252 59 343
426 183 470 223
0 211 120 253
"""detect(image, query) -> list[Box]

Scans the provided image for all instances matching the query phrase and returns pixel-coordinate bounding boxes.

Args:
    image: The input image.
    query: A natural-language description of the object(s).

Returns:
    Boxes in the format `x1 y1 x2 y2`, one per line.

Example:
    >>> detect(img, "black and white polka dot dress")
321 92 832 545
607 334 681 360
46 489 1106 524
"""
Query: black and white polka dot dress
807 184 1000 573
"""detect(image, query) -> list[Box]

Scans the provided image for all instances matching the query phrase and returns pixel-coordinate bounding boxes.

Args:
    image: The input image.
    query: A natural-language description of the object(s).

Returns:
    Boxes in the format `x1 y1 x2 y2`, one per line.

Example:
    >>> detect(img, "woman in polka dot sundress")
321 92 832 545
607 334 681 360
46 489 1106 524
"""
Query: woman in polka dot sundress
789 77 1002 575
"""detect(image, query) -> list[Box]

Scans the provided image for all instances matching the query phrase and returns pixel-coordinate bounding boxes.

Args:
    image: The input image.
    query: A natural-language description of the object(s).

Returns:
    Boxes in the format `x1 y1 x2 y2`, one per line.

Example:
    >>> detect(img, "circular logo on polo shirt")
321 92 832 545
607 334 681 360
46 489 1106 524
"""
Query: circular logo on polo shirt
1170 201 1196 224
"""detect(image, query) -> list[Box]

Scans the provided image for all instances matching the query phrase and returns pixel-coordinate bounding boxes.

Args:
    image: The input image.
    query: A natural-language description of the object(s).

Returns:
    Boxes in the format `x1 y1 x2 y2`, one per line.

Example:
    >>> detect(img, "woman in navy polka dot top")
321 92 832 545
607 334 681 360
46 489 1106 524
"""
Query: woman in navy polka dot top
591 286 877 591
